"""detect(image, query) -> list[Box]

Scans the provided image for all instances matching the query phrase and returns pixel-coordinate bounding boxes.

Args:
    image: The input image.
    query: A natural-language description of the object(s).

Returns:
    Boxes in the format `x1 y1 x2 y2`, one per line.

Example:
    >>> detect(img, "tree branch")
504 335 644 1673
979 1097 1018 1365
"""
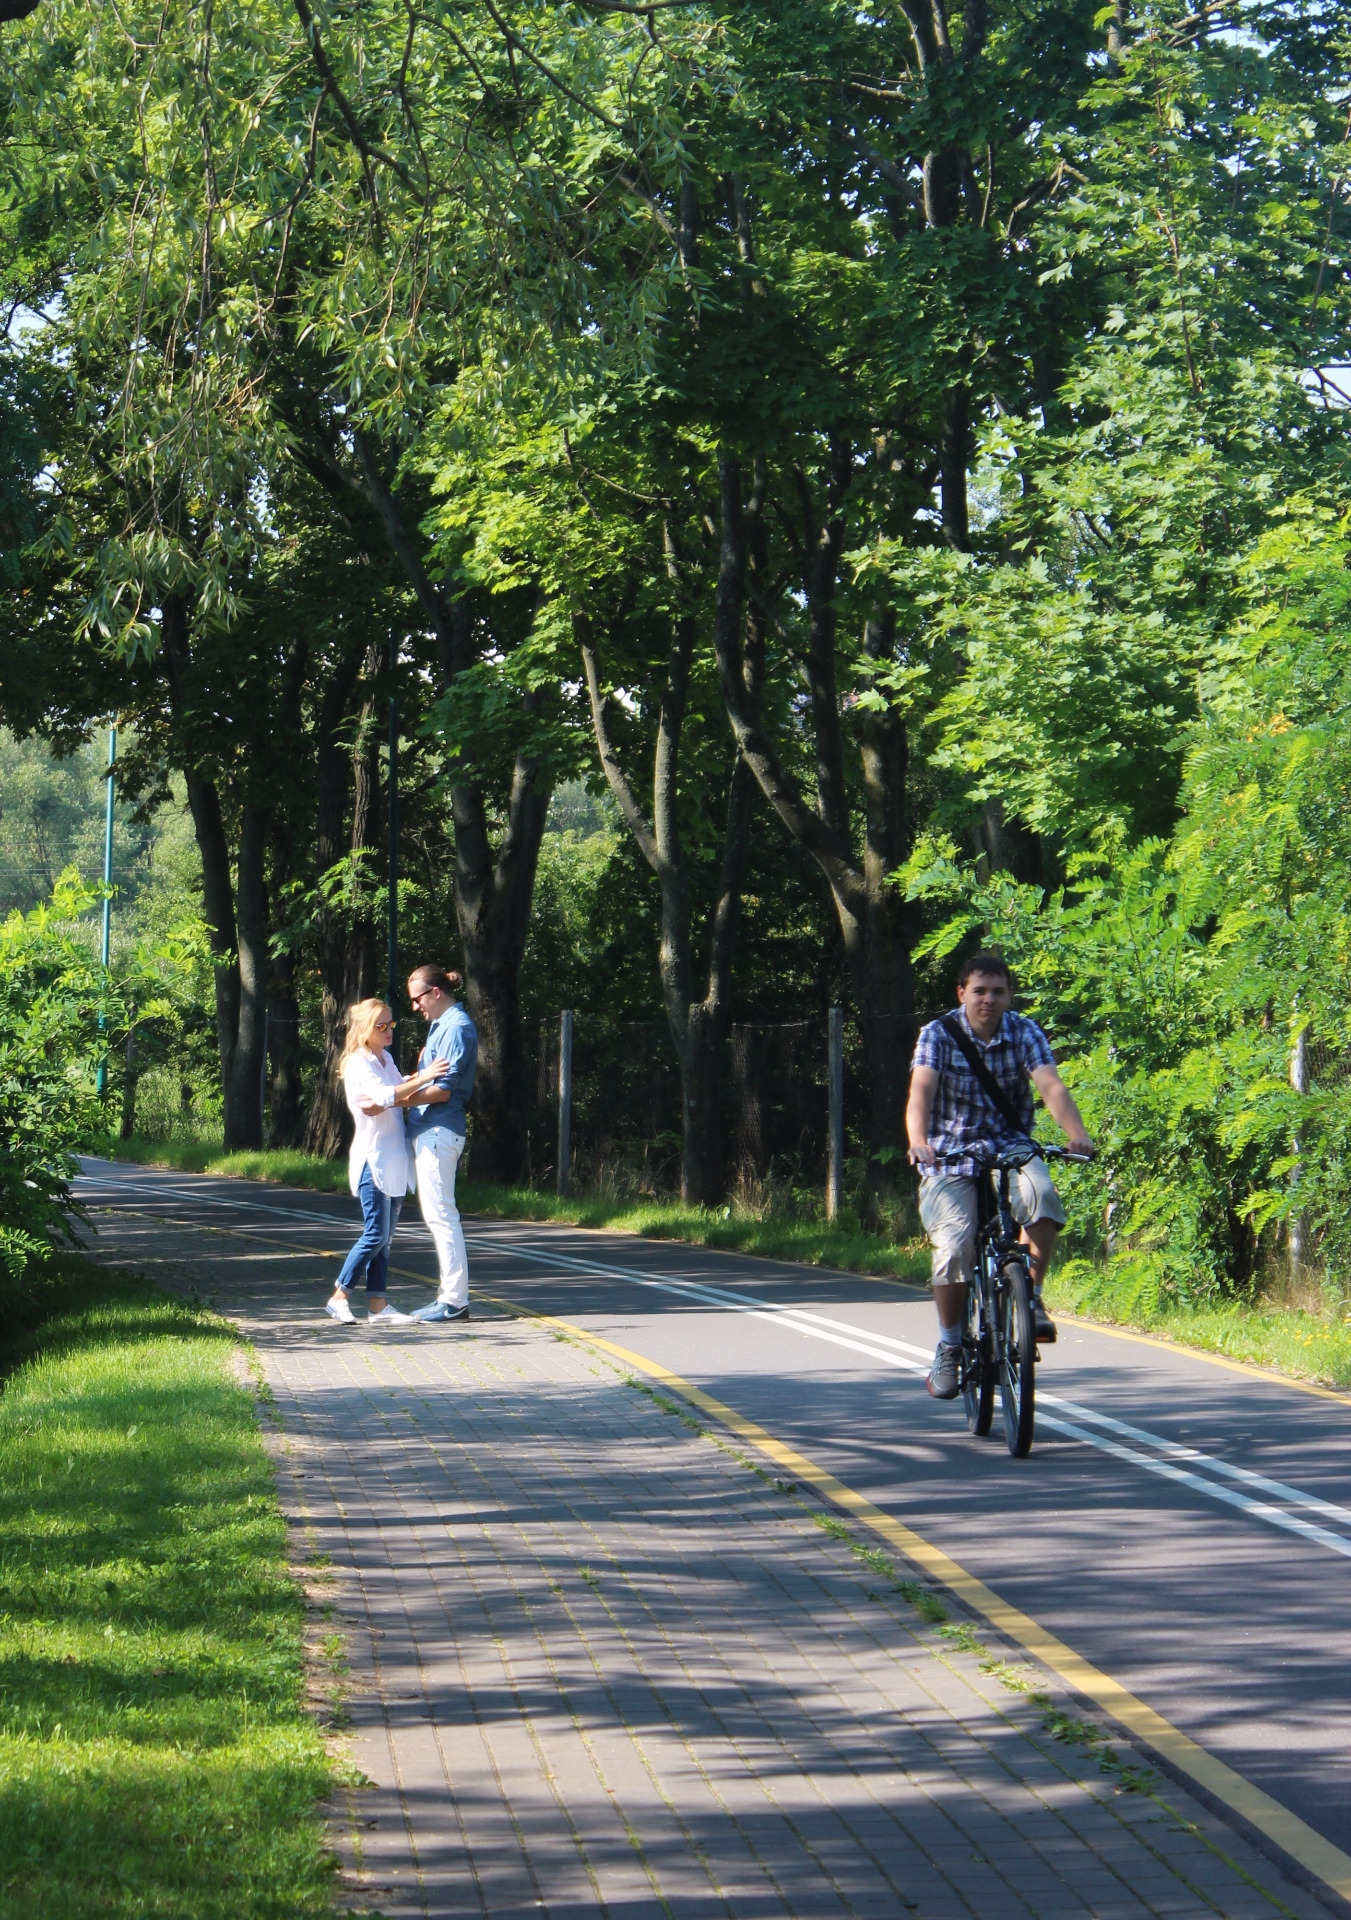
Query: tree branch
479 0 623 129
291 0 420 196
576 616 661 873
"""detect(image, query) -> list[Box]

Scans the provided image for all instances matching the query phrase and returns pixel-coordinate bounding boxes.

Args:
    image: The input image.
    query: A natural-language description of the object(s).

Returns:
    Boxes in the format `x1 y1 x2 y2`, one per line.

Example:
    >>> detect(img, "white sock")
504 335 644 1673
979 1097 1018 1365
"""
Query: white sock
939 1322 963 1348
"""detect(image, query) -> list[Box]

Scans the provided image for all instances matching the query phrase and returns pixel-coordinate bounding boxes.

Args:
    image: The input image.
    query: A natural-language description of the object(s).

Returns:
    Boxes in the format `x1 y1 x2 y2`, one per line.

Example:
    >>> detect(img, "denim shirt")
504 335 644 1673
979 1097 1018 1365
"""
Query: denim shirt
405 1003 478 1141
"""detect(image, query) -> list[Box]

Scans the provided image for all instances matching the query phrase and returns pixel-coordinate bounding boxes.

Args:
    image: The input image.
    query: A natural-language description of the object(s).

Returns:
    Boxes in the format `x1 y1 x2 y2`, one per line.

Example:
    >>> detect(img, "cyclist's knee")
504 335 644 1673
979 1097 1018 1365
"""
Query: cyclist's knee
930 1237 976 1289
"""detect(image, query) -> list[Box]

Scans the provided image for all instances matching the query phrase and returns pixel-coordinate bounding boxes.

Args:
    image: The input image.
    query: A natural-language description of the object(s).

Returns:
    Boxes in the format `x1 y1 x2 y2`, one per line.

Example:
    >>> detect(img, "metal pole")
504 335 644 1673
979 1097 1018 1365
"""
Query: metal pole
826 1005 843 1222
1289 1009 1308 1279
557 1010 574 1199
96 725 117 1099
386 636 399 1034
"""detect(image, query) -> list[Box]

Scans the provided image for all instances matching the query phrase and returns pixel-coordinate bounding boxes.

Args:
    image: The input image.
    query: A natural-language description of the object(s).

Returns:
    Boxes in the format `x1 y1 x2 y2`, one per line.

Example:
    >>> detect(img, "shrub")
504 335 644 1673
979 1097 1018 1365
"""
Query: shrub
0 873 111 1277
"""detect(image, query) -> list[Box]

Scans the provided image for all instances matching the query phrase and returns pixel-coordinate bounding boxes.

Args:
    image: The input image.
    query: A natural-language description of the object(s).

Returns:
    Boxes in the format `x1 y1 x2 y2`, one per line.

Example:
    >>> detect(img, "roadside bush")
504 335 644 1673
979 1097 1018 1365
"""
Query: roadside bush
0 873 110 1278
899 510 1351 1305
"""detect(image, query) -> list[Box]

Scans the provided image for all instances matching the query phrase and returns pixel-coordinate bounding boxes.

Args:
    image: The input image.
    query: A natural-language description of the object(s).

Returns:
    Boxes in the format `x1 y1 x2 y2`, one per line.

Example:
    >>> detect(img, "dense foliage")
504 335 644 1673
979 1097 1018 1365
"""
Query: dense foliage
1 0 1348 1294
0 876 109 1274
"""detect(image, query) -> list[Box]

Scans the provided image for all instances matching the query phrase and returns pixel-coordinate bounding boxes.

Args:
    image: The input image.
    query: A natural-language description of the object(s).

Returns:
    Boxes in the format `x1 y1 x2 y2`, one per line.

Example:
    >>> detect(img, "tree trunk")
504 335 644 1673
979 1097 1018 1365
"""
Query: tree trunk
180 759 240 1107
300 430 552 1184
941 385 971 551
120 1025 138 1141
160 592 270 1150
712 457 918 1214
978 796 1043 885
304 657 380 1159
854 607 919 1202
579 468 759 1206
267 948 304 1146
222 800 269 1149
451 737 551 1183
682 754 758 1204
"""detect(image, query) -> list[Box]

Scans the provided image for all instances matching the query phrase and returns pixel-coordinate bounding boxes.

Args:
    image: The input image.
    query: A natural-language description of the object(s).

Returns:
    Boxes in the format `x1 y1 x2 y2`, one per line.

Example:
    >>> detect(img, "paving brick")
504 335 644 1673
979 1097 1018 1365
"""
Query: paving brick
83 1204 1337 1920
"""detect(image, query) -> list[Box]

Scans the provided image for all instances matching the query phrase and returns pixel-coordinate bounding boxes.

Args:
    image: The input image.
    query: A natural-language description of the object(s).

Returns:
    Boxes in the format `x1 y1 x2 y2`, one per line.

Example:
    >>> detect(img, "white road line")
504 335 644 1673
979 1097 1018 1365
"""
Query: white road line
81 1166 1351 1560
78 1170 350 1231
459 1233 1351 1559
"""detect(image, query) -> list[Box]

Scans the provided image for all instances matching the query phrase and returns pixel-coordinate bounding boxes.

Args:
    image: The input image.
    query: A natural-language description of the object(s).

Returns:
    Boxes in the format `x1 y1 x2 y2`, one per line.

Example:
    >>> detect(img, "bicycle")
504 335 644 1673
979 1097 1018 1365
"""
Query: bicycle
943 1142 1089 1459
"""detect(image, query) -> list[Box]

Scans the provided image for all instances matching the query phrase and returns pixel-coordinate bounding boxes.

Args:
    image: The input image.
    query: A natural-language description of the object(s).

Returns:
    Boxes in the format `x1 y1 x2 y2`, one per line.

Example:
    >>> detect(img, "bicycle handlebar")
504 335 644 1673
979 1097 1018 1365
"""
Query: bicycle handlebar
928 1140 1095 1170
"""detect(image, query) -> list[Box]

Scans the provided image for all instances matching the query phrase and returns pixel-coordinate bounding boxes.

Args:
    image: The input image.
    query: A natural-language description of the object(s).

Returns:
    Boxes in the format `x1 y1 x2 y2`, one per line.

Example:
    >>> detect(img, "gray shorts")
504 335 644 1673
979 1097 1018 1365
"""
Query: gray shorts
918 1158 1066 1289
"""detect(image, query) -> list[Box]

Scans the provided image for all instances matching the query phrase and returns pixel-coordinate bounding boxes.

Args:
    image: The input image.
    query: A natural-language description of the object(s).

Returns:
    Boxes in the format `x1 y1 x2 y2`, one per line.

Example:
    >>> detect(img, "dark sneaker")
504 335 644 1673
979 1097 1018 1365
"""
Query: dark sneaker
927 1341 961 1400
412 1301 469 1323
1032 1294 1057 1344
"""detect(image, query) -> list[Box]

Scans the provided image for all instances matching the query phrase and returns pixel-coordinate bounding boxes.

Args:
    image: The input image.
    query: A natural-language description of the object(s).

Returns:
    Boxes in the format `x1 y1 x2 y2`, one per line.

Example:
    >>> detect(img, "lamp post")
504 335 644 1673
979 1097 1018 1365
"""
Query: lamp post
96 725 116 1098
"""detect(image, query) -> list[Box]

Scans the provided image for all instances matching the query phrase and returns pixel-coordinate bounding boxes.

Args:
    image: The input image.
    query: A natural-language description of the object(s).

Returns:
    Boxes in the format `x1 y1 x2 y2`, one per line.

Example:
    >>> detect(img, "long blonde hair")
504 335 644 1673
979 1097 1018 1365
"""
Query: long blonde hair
339 998 392 1071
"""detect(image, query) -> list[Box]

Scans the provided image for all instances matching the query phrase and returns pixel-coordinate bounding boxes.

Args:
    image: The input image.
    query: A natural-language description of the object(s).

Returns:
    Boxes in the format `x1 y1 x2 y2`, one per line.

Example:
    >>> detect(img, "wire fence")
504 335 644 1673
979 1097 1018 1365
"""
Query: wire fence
1305 1035 1351 1092
506 1010 928 1205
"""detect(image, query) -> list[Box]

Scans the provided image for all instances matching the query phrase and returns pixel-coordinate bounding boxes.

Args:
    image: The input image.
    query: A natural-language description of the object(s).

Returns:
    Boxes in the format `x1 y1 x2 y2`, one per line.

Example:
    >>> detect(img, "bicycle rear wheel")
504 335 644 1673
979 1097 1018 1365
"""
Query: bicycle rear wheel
962 1279 994 1436
999 1259 1036 1457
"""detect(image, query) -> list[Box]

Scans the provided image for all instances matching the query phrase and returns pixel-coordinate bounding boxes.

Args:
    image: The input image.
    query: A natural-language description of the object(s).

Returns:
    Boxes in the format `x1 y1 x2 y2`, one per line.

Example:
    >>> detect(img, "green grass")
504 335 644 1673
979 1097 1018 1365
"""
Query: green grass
1043 1263 1351 1389
111 1136 1351 1390
0 1254 334 1918
111 1136 931 1282
113 1136 351 1195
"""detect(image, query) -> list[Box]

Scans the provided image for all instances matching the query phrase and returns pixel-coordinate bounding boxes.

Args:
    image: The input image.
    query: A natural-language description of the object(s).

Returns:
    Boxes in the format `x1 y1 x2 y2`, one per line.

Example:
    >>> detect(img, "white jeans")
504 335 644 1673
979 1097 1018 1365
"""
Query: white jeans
413 1129 469 1307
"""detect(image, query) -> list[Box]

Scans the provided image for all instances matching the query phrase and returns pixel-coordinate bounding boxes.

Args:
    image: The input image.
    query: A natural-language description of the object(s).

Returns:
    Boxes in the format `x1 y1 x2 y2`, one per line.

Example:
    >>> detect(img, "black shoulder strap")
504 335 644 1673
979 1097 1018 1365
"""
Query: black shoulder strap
940 1013 1029 1139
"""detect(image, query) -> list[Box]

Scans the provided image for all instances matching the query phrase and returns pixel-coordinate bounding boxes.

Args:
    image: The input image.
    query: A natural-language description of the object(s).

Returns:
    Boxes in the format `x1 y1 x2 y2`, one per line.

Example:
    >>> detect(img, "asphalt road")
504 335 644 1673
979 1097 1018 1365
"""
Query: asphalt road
77 1157 1351 1905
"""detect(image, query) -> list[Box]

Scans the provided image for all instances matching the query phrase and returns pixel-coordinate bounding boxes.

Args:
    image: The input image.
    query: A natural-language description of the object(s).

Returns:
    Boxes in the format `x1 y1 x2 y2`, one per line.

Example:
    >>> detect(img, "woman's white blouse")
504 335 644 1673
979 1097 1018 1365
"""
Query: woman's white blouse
343 1050 414 1198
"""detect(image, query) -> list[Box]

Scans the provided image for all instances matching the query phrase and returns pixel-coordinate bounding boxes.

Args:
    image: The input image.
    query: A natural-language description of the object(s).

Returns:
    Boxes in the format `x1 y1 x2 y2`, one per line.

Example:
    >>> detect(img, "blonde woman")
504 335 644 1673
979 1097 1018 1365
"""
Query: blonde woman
326 999 450 1326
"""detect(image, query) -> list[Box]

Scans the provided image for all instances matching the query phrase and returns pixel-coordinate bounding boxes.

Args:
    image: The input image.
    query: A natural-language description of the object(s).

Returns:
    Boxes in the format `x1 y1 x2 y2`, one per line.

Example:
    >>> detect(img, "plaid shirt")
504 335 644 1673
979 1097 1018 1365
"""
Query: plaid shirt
911 1008 1055 1178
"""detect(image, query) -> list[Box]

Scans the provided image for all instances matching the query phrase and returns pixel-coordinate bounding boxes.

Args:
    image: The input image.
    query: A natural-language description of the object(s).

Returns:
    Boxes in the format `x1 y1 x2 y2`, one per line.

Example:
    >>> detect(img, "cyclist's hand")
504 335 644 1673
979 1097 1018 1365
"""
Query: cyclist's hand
908 1139 939 1170
1066 1134 1096 1159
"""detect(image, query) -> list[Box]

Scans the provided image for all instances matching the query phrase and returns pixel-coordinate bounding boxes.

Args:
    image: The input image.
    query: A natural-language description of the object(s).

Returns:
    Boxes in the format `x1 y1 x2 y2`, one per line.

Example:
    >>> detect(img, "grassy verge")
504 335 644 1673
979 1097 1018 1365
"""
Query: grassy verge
111 1136 931 1283
0 1253 334 1918
112 1136 350 1196
1043 1265 1351 1390
110 1136 1351 1390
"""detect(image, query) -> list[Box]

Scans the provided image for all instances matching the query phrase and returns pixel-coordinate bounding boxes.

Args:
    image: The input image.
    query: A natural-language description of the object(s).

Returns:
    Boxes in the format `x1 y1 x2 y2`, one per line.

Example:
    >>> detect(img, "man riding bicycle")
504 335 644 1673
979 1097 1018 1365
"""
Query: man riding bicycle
906 952 1095 1401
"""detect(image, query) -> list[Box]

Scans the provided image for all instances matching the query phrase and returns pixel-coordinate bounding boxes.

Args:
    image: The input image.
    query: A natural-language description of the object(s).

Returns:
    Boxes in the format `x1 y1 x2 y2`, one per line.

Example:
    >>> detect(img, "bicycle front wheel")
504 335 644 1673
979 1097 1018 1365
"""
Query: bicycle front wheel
962 1279 994 1436
998 1259 1036 1458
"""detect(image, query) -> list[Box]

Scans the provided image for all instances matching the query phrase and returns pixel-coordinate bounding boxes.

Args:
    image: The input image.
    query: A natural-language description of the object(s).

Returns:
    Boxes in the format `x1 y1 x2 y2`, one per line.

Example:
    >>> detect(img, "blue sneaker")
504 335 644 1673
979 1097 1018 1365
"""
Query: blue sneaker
412 1301 469 1323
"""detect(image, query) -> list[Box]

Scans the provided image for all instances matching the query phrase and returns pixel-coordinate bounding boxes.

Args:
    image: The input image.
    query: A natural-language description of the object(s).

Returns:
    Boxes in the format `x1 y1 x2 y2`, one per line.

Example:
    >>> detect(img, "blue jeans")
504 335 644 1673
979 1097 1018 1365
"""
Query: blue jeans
335 1165 402 1295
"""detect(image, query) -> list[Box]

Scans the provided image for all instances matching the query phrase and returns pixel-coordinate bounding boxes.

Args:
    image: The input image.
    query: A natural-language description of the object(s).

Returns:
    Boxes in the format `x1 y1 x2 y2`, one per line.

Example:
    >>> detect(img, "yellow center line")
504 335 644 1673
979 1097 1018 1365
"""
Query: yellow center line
1051 1311 1351 1404
489 1293 1351 1907
90 1195 1351 1896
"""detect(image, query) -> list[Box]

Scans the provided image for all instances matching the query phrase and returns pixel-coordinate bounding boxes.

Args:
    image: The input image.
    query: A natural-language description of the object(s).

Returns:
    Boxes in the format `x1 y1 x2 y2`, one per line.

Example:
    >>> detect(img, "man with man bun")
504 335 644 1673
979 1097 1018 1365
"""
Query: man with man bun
404 963 478 1322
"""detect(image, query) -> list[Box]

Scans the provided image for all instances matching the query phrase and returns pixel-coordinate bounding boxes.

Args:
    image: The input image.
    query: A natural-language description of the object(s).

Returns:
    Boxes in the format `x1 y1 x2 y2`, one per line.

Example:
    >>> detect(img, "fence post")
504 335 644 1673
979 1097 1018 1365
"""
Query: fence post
1289 1010 1308 1279
557 1010 574 1199
826 1005 844 1222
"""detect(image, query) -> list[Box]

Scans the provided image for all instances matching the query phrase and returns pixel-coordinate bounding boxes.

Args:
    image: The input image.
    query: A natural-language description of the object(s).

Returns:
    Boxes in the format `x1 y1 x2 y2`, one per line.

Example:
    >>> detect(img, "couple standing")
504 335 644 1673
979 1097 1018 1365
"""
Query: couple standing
325 963 476 1327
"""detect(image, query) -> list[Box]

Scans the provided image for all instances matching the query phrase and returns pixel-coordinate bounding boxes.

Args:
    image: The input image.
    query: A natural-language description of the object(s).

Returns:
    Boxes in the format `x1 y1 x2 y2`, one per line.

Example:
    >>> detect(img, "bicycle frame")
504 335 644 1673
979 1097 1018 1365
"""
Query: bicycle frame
933 1139 1086 1457
959 1151 1040 1456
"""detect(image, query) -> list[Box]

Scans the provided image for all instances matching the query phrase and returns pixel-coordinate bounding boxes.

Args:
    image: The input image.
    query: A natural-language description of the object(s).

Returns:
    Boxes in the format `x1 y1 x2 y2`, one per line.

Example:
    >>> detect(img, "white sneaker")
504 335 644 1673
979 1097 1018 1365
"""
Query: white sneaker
325 1293 355 1324
366 1306 416 1327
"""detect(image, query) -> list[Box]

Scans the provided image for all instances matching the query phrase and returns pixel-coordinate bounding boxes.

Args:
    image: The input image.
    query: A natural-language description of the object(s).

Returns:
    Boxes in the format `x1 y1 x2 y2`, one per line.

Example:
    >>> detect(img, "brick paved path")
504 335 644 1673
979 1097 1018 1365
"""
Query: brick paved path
87 1201 1331 1920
